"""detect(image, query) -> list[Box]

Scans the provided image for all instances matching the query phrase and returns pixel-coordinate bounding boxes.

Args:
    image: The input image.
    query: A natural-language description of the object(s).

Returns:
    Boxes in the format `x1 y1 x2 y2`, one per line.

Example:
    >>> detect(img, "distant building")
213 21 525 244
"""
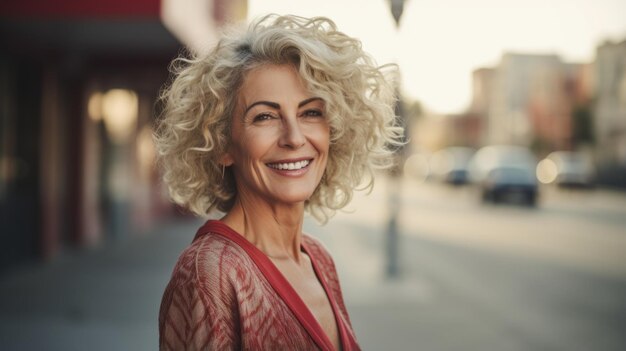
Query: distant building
489 53 562 147
469 67 495 145
440 113 482 149
470 53 593 155
593 39 626 177
564 62 594 105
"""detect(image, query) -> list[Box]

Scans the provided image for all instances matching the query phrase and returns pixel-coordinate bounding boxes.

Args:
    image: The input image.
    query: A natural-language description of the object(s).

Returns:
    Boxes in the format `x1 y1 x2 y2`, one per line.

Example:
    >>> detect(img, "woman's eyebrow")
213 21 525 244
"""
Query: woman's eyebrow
243 101 280 115
243 97 323 116
298 97 323 107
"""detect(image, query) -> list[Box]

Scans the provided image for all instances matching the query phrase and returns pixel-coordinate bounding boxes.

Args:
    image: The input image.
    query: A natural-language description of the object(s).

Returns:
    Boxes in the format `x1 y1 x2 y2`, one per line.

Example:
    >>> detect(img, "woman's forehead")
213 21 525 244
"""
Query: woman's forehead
238 64 318 107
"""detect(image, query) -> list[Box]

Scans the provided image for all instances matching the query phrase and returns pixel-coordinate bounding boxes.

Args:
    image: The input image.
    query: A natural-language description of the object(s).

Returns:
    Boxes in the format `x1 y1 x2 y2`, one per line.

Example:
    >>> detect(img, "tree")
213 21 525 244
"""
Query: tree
571 102 594 148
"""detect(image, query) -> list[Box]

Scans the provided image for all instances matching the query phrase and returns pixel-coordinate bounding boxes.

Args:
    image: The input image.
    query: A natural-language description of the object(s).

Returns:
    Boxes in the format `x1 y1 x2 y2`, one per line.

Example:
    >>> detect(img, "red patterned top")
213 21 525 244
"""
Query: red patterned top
159 220 360 351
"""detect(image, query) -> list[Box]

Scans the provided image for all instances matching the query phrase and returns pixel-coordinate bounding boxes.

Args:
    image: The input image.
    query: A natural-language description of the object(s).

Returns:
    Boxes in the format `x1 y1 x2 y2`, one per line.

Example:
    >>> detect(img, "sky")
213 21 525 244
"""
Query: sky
247 0 626 114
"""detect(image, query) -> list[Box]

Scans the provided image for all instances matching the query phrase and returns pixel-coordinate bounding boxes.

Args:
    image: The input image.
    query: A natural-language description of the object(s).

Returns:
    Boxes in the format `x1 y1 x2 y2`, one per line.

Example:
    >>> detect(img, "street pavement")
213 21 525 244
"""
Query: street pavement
313 177 626 351
1 176 625 350
0 218 202 351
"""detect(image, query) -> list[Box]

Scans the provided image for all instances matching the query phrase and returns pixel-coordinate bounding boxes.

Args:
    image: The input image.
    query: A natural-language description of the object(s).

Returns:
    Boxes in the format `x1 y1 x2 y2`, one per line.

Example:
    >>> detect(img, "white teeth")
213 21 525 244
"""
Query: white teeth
268 160 310 170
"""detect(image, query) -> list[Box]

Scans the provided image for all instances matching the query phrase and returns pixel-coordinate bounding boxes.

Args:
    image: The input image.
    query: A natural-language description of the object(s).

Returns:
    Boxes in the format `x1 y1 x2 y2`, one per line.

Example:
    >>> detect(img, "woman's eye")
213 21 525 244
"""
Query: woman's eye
302 109 323 118
252 113 276 122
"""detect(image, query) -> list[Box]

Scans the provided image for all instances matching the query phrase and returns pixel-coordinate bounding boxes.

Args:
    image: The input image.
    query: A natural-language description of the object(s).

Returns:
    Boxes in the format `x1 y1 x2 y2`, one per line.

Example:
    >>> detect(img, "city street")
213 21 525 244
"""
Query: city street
2 1 625 351
311 176 626 350
0 175 625 350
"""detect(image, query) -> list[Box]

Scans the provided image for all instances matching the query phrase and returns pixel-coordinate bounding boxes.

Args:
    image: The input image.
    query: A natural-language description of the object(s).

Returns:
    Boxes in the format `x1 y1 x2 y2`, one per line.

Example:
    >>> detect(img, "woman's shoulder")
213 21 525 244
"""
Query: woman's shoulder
167 230 252 290
159 232 247 348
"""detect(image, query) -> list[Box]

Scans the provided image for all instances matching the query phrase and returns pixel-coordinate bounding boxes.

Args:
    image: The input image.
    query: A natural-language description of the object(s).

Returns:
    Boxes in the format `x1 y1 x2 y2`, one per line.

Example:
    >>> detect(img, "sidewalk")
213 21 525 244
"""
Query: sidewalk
0 216 403 350
0 213 419 350
0 218 203 351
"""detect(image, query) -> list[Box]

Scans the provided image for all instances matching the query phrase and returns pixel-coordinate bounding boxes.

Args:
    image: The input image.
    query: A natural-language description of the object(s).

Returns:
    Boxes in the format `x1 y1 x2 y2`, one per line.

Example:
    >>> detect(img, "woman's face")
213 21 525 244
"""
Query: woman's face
223 64 330 207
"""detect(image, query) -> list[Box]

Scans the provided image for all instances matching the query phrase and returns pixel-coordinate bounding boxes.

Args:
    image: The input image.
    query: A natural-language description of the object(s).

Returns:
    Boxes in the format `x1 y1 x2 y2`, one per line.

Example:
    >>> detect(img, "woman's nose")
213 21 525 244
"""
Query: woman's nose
279 117 306 149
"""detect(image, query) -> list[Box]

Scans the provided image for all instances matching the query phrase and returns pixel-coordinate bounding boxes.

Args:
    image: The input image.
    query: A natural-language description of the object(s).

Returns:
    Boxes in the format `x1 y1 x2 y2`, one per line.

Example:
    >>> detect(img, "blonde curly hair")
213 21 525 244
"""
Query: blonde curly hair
155 14 404 222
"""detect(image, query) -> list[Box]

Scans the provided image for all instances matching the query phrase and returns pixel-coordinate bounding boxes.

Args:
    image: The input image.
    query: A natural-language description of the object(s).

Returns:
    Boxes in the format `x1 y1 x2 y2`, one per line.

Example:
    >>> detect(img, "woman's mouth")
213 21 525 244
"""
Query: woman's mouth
266 159 311 171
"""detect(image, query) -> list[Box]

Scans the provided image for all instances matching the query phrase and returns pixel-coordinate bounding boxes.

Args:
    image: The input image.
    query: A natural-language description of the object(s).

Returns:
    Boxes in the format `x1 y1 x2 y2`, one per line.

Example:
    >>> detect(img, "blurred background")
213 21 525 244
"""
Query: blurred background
1 0 625 350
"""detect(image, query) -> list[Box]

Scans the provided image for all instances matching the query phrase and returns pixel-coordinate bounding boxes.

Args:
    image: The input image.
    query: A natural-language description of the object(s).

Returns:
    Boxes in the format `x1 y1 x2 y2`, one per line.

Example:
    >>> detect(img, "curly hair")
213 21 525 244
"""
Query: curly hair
154 14 404 222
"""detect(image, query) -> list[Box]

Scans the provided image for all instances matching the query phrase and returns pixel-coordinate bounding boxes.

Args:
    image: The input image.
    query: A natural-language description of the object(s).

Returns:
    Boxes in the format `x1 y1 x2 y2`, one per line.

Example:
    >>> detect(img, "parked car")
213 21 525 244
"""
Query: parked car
537 151 595 188
481 166 538 205
469 145 539 206
429 147 475 185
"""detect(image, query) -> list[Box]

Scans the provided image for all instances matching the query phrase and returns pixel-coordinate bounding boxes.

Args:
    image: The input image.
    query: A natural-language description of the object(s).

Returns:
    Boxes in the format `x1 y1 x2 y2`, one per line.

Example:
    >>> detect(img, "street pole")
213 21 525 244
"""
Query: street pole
385 0 407 279
389 0 405 27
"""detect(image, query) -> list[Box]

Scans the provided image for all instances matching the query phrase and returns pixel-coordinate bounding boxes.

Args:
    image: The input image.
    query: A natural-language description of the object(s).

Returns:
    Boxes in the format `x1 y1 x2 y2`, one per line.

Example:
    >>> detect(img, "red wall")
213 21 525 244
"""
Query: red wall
0 0 160 18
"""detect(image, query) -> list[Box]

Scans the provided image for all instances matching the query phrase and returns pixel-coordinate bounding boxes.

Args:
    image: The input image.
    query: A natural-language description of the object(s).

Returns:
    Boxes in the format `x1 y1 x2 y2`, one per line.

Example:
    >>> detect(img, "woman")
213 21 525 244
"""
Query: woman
156 14 402 351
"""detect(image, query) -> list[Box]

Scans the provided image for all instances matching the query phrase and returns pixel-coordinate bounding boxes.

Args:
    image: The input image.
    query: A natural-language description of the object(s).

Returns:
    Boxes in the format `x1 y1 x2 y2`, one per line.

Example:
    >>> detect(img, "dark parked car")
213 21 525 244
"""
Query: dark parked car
429 147 475 185
481 167 538 205
469 145 539 206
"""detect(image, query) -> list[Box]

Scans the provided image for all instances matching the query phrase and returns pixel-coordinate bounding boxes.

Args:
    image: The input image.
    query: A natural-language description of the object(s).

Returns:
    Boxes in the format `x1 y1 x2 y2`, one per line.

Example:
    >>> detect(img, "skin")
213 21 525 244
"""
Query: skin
220 64 341 350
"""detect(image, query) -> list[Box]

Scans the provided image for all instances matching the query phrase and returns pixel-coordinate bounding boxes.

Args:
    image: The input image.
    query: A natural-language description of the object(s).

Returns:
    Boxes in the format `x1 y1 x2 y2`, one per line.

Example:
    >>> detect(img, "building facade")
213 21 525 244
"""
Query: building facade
0 0 247 270
593 39 626 185
470 52 593 157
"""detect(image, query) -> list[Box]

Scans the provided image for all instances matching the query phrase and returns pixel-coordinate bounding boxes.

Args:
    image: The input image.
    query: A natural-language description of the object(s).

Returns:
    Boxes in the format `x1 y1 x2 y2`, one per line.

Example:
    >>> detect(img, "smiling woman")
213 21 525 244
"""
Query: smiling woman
155 14 403 351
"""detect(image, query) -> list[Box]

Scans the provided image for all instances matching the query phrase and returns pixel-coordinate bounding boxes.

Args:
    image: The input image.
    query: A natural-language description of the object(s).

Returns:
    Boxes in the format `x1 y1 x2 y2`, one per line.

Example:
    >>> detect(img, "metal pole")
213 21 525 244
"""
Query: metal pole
384 0 407 279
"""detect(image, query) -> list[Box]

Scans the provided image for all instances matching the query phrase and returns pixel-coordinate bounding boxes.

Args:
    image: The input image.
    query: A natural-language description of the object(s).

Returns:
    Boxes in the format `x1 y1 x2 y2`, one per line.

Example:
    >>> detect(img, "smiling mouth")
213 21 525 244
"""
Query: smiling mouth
266 159 312 171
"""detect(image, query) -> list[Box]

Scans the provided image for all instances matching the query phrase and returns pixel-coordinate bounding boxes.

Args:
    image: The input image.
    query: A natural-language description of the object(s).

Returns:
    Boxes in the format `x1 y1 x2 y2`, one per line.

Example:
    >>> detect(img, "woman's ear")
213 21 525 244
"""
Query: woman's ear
220 152 234 167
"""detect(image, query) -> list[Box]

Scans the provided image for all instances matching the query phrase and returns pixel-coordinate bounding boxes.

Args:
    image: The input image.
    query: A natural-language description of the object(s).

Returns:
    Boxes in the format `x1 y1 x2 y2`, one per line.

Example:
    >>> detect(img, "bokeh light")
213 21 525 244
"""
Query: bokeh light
536 158 558 184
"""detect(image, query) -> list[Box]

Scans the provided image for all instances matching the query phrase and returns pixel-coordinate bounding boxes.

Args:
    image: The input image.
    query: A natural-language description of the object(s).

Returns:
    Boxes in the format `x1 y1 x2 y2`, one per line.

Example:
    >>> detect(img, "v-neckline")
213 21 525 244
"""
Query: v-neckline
195 220 352 351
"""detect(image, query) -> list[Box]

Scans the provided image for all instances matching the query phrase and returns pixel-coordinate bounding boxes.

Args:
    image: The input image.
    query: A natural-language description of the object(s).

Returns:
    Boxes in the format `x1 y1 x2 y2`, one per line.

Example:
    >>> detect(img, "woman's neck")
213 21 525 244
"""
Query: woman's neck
221 195 306 263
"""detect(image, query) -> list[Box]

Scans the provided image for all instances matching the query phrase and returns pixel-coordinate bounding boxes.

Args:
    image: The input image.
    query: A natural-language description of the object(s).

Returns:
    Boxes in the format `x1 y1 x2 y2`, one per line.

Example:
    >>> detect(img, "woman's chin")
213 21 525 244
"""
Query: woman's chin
268 190 315 207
